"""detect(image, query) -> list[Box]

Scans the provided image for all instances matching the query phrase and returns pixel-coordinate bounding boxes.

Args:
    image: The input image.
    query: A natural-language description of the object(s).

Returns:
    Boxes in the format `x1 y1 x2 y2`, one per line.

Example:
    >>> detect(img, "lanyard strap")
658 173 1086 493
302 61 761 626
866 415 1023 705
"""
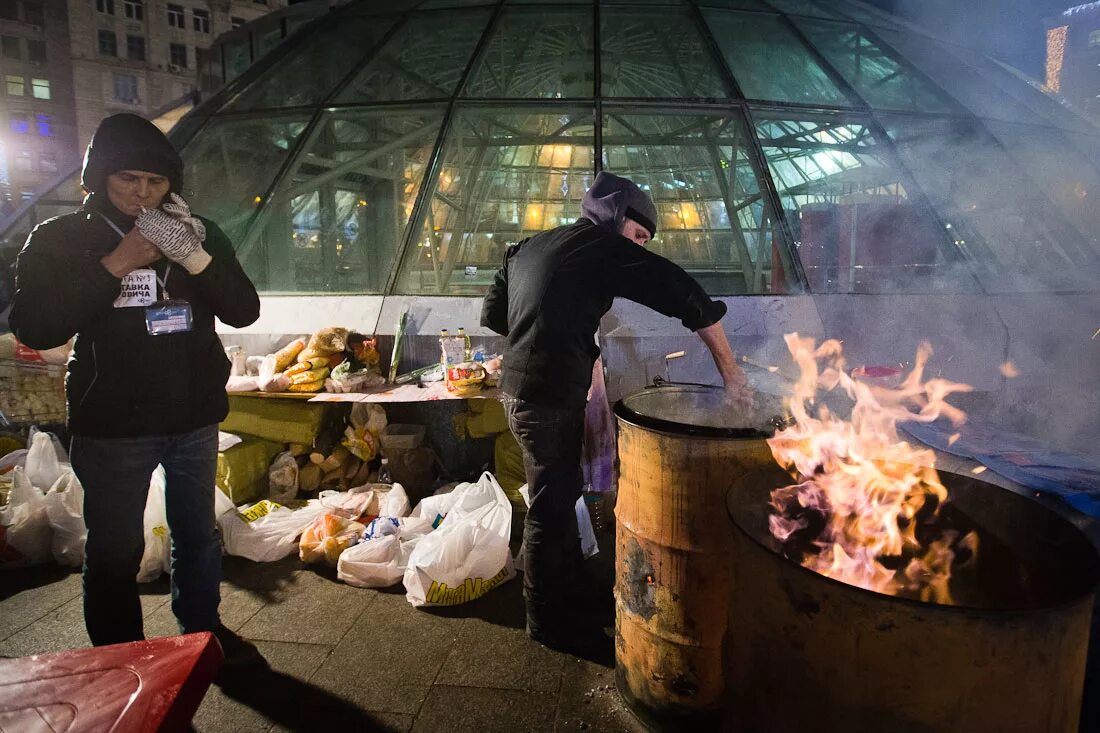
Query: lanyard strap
96 211 172 299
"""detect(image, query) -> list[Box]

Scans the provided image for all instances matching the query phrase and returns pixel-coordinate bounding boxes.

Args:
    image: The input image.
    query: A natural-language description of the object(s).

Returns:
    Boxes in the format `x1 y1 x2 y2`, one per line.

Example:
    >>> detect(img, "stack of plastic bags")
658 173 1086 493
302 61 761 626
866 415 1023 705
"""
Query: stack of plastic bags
0 430 171 581
338 471 517 608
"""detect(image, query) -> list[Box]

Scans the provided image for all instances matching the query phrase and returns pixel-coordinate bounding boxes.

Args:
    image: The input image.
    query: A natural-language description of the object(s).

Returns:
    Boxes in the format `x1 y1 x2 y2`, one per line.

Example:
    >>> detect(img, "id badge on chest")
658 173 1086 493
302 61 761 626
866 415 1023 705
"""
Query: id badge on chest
144 300 193 335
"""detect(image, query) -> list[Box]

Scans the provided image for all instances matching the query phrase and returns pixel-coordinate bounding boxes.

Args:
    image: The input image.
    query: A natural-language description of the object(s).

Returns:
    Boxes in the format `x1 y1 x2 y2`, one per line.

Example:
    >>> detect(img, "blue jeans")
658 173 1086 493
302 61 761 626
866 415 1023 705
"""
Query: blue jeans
71 425 222 646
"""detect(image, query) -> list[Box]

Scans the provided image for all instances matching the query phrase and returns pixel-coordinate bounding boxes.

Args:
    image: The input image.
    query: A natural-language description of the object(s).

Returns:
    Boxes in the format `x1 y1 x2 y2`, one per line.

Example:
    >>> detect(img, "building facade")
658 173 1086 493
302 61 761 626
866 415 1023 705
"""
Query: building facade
0 0 286 207
1046 2 1100 119
0 0 76 211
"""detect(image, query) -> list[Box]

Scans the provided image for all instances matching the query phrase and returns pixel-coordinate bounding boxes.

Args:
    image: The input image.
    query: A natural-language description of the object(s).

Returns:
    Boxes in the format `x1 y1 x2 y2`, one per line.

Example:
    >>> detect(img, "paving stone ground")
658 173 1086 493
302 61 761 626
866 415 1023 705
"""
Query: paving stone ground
0 529 646 733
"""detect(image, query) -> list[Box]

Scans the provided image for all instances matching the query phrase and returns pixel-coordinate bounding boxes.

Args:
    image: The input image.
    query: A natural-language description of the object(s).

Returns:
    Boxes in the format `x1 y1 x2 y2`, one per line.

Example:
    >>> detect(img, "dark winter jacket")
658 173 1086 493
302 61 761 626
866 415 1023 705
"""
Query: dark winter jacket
480 218 726 408
8 191 260 438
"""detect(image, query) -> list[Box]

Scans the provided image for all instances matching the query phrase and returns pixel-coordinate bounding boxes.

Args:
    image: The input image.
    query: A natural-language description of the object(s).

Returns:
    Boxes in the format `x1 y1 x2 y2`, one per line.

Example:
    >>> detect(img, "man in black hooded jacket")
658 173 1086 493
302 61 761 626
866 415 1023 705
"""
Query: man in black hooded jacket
9 113 261 661
481 171 751 652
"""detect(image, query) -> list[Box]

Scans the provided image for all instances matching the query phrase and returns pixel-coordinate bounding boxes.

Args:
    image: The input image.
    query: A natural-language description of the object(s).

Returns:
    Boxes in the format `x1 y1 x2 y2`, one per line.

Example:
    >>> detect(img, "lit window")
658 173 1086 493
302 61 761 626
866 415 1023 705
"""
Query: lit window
1 35 20 60
98 30 117 57
5 74 24 96
35 113 53 137
169 43 187 68
231 16 244 28
124 0 143 20
31 78 49 99
27 40 45 63
10 112 29 133
15 151 32 172
39 153 57 174
97 0 115 15
167 4 184 28
127 34 145 61
193 8 209 33
24 3 45 26
112 73 138 102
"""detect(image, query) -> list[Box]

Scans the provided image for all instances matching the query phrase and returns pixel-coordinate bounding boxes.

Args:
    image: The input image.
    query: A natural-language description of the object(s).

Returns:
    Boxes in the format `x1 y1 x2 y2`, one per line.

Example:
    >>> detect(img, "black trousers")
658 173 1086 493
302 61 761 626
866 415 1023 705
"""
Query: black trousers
504 396 588 634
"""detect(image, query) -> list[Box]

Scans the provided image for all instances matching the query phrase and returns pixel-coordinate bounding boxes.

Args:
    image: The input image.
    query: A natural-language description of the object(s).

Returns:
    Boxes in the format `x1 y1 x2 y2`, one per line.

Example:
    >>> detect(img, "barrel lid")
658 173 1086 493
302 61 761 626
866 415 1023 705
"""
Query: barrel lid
614 383 789 438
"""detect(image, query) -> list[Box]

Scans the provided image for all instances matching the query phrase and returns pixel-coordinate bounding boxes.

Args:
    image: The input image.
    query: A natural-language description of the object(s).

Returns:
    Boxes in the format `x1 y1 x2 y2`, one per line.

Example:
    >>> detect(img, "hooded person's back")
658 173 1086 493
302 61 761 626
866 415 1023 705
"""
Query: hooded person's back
481 171 726 407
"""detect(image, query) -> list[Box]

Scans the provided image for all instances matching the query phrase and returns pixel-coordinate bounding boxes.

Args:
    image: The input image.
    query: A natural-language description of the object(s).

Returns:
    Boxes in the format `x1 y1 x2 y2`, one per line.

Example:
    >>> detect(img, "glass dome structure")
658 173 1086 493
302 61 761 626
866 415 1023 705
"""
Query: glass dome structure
170 0 1100 298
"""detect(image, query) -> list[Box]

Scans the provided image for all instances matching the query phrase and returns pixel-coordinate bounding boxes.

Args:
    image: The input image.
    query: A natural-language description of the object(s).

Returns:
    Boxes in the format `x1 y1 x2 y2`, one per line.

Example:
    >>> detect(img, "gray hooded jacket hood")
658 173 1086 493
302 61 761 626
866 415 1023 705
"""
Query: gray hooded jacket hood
581 171 658 237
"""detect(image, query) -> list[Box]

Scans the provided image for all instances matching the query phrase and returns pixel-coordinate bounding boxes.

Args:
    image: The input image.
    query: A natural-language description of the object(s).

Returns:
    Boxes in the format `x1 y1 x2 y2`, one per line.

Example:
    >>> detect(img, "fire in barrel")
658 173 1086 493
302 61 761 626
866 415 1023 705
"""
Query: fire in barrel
726 335 1100 733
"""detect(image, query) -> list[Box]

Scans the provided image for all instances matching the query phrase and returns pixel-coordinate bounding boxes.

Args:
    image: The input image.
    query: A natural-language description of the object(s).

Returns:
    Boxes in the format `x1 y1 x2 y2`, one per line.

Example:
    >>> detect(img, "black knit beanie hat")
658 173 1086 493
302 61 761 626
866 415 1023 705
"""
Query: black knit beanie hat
81 113 183 194
581 171 658 238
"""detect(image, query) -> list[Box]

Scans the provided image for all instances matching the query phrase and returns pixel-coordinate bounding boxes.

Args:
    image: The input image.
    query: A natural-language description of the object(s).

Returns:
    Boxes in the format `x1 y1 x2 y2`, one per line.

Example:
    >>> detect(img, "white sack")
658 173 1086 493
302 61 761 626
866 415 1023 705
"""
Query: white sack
25 430 65 491
403 472 515 607
267 451 299 505
0 467 51 568
137 467 171 583
218 498 329 562
336 516 434 588
44 471 86 567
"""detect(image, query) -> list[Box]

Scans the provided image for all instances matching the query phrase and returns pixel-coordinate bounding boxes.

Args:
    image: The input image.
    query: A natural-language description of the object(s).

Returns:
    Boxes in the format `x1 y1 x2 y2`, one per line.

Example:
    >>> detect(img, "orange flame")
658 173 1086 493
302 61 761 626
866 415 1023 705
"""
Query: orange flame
767 334 978 604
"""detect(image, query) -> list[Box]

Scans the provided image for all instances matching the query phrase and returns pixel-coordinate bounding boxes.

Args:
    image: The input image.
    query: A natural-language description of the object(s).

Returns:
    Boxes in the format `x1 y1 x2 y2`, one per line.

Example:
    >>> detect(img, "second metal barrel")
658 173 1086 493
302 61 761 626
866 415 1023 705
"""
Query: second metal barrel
613 383 780 730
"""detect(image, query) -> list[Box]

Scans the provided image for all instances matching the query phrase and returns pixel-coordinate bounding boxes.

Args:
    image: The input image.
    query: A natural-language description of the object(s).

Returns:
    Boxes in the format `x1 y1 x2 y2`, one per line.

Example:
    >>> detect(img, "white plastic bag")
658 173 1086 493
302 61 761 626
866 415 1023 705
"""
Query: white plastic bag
404 472 515 607
25 430 66 491
0 466 51 568
517 484 599 561
137 467 171 583
27 426 67 463
0 449 28 475
218 497 328 562
44 471 86 567
268 452 299 504
336 516 434 588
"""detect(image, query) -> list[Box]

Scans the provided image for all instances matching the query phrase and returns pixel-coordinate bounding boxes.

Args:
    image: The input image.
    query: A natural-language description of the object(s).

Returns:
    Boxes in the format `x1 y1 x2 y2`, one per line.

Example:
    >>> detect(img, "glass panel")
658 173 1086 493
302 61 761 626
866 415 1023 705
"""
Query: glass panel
179 115 310 244
883 115 1099 293
754 111 975 293
464 8 593 98
336 9 492 102
243 109 443 293
983 120 1100 260
603 110 794 294
872 30 1048 128
950 43 1100 136
223 37 251 82
419 0 495 7
224 16 396 110
395 108 595 294
762 0 847 19
166 114 208 149
826 0 902 28
695 0 771 9
702 10 850 105
796 20 954 112
601 8 729 98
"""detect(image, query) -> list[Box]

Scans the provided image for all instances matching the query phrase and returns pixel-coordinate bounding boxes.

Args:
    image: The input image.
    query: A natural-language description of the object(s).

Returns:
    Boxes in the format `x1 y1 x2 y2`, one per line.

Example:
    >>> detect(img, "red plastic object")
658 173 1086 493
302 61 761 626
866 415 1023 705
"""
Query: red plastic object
0 632 223 732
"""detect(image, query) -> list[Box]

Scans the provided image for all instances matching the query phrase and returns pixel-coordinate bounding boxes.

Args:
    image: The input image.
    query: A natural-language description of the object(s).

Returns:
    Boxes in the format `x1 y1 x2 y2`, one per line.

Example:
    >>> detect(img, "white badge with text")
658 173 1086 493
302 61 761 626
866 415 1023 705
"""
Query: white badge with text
113 268 157 308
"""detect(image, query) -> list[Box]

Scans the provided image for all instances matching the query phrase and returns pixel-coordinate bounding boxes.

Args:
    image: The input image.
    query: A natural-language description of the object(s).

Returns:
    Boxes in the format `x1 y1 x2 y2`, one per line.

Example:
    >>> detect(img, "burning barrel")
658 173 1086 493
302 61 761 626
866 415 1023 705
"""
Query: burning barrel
613 384 783 730
726 463 1100 733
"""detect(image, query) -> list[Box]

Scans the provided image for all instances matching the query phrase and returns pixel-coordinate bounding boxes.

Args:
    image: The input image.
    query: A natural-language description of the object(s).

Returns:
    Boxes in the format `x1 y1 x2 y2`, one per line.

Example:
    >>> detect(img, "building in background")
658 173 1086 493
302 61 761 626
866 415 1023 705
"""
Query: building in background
0 0 77 211
0 0 288 207
1045 2 1100 119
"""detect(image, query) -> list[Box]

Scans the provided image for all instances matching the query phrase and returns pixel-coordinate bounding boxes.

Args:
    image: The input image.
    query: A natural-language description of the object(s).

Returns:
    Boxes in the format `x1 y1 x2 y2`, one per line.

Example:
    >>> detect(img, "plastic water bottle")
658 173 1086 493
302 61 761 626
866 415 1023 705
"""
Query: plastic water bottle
377 458 392 485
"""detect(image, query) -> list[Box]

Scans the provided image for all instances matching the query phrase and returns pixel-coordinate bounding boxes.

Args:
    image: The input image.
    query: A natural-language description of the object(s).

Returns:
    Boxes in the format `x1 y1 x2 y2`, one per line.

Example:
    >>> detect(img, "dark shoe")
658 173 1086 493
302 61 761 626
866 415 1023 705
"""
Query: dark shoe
213 625 266 670
527 620 614 666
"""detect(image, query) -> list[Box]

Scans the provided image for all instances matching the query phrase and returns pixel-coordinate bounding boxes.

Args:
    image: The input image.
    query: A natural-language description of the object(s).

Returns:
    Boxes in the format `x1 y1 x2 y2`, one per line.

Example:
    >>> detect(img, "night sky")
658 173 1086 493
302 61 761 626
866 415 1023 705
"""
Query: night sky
864 0 1078 78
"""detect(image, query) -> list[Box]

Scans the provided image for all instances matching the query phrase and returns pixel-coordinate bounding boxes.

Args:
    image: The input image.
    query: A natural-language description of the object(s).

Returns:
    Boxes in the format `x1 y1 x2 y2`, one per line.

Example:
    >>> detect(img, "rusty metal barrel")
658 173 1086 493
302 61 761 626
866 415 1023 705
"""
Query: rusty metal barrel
726 463 1100 733
613 383 780 730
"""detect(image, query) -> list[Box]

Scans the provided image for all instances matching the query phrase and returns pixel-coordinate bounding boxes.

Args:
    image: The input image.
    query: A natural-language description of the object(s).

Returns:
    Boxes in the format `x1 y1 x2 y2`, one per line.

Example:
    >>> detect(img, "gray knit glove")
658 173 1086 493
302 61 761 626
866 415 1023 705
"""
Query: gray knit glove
136 194 212 275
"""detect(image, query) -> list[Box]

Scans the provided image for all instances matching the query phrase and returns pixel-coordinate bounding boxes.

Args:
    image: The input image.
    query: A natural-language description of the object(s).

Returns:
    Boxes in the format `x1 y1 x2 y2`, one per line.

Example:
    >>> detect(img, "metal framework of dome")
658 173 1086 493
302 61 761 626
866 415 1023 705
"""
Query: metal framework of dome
170 0 1100 297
